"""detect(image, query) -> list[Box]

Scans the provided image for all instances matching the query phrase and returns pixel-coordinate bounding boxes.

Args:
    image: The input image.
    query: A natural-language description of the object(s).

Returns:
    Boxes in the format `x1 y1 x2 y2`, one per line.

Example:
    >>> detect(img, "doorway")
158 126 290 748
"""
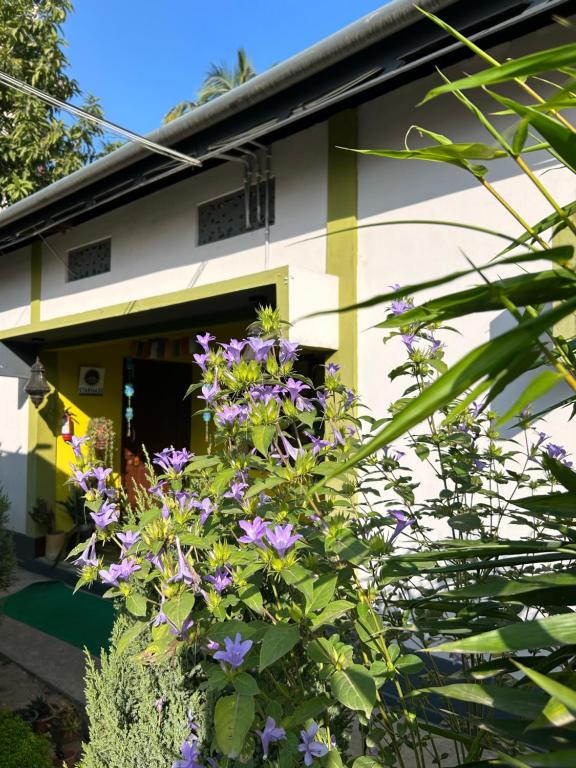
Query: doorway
121 358 193 503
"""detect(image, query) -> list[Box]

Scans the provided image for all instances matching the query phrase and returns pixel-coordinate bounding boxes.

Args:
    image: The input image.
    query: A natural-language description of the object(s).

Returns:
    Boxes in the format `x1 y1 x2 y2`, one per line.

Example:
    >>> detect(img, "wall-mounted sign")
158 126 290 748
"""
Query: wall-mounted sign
78 366 105 396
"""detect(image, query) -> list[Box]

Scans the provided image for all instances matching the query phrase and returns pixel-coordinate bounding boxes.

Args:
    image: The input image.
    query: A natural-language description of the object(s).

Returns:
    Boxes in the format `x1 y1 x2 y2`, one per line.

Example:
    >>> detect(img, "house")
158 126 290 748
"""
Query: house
1 0 574 556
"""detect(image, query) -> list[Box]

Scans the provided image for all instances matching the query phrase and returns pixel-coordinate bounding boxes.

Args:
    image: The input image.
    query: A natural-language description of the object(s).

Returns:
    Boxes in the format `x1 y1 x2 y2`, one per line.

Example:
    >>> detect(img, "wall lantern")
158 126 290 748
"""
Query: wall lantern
24 357 51 408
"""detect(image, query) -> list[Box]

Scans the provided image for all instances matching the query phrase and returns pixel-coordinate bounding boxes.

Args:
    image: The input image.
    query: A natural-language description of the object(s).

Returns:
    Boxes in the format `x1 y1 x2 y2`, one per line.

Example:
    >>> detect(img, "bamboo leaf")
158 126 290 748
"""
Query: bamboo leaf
414 683 547 719
515 661 576 713
514 492 576 516
542 455 576 493
496 370 564 426
424 613 576 653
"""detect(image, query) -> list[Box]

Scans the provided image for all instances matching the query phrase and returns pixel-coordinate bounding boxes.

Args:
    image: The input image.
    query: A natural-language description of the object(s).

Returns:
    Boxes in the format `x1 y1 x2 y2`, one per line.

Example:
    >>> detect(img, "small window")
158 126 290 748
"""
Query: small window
198 180 275 246
67 239 111 282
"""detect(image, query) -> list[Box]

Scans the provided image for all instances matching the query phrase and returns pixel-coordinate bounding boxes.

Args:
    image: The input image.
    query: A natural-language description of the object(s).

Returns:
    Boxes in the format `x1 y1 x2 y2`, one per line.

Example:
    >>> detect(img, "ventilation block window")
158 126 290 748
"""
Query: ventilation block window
198 179 275 246
67 238 111 282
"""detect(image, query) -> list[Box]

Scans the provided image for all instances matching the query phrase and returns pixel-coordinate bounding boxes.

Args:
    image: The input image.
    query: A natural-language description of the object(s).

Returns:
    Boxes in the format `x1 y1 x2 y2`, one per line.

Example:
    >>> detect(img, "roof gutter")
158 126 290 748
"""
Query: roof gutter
0 0 458 231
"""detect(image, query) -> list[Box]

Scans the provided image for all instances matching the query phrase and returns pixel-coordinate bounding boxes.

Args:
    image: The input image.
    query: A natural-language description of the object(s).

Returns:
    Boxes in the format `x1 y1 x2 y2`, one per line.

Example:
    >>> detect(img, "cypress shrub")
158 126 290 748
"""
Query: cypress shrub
0 487 15 590
79 612 212 768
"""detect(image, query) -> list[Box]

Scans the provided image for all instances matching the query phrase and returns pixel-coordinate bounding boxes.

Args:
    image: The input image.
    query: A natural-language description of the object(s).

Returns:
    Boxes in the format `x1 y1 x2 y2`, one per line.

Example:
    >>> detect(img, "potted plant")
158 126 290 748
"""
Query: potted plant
29 499 66 564
87 416 115 468
56 487 92 544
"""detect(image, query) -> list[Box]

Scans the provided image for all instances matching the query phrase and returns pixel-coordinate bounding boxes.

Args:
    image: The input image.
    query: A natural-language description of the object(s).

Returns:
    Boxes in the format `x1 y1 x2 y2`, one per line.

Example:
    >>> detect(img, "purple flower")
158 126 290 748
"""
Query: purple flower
146 550 165 573
265 524 302 557
172 737 203 768
344 389 356 409
213 632 253 670
205 567 232 593
247 336 275 363
401 334 416 352
224 481 248 502
71 466 91 492
220 338 247 365
545 442 573 467
279 432 301 461
389 510 415 541
256 717 286 759
382 445 405 463
535 431 550 447
304 432 330 456
196 332 216 352
193 353 208 371
153 447 194 474
206 639 219 652
215 404 248 427
72 533 98 567
473 459 488 471
279 339 300 364
117 529 140 553
69 435 88 459
153 600 168 627
170 538 201 588
169 614 195 641
90 499 119 529
238 517 269 546
98 557 140 587
194 497 215 525
298 722 328 766
389 285 411 316
199 378 219 404
331 428 345 448
285 378 309 404
325 362 340 376
315 389 328 409
249 384 284 405
90 466 113 492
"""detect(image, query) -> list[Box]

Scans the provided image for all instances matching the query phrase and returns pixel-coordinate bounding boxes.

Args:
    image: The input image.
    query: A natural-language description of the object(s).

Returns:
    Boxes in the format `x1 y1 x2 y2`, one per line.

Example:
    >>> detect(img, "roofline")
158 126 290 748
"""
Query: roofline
0 0 459 232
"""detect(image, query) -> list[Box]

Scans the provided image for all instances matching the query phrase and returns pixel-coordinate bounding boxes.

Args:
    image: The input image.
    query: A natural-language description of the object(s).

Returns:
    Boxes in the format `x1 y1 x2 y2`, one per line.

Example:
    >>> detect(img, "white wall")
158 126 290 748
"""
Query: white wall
40 124 328 321
0 246 31 331
357 23 576 485
0 344 29 533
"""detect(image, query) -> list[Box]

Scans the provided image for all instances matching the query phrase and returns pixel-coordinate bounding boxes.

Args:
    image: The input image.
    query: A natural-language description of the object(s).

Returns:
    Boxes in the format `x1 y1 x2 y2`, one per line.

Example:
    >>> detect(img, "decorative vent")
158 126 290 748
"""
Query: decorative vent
198 180 275 246
67 239 111 282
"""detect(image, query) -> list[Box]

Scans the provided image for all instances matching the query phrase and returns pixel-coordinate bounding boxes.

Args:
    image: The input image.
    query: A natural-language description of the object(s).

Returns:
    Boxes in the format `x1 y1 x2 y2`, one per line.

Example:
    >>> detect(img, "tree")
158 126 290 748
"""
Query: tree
0 0 103 205
163 47 256 124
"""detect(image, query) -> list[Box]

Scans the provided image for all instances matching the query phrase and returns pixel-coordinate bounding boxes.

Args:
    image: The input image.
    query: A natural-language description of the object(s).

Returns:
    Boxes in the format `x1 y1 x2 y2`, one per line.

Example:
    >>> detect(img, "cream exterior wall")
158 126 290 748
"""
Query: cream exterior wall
39 125 328 322
0 247 31 331
356 24 576 505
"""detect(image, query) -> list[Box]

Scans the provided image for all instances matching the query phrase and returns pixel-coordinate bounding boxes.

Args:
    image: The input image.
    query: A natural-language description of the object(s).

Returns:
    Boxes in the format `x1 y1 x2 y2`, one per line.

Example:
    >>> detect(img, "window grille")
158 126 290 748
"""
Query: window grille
198 180 275 246
67 239 111 282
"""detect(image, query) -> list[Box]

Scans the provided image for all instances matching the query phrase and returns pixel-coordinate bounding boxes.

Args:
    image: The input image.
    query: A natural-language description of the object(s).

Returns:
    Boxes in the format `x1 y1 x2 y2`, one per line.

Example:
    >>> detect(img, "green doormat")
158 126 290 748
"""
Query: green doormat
2 581 115 656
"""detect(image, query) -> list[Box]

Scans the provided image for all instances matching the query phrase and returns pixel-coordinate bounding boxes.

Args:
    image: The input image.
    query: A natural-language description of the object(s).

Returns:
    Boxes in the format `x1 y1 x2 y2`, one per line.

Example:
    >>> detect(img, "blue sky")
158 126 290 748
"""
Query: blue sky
64 1 386 135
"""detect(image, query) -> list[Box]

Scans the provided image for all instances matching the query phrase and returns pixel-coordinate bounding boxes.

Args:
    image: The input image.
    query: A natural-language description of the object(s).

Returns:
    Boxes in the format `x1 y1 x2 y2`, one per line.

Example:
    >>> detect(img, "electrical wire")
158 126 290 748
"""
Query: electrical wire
0 70 201 168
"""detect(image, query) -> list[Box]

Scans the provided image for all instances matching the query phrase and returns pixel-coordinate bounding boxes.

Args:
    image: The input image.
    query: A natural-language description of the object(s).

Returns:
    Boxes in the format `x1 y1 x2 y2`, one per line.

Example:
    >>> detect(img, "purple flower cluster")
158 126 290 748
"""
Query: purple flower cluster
99 557 141 587
153 447 194 474
213 632 253 670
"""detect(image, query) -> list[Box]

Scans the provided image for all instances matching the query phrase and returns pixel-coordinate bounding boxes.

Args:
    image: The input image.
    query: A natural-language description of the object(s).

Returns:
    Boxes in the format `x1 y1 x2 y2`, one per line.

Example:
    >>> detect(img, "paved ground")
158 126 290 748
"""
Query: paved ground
0 566 96 704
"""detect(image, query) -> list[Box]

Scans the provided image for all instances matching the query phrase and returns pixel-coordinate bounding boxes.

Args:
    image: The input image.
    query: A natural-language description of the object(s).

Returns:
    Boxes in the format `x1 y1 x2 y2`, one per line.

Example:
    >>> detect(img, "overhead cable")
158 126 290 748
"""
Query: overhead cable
0 70 201 168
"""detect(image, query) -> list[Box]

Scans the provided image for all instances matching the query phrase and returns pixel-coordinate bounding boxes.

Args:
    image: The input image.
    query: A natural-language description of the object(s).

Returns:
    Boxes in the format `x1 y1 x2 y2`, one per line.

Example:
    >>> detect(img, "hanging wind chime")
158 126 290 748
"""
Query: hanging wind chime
124 357 135 437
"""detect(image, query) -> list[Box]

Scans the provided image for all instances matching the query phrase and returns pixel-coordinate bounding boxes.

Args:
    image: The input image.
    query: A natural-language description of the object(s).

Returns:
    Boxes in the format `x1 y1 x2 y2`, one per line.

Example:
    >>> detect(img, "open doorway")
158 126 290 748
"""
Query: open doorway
121 358 192 504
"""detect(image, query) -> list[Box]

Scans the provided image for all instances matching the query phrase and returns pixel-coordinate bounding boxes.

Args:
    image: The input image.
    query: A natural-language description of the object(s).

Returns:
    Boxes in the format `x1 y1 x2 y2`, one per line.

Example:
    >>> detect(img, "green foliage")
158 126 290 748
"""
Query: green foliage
28 498 56 534
0 0 103 205
79 612 213 768
0 487 15 589
0 711 53 768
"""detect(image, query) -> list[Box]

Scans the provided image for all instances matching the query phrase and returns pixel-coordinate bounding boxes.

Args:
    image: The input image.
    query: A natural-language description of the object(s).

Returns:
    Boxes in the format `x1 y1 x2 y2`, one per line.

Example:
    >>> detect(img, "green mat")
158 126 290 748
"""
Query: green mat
2 581 115 656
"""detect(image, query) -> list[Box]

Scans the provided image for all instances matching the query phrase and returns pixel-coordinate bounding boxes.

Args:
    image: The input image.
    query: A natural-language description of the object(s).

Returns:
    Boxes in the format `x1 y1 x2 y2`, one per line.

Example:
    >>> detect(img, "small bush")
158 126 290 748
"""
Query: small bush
0 710 53 768
79 612 213 768
0 487 15 589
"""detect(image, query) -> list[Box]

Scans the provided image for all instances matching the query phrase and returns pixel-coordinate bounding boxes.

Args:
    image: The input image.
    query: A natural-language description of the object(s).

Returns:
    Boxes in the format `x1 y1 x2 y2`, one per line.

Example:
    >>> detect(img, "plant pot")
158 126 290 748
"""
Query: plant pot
45 532 67 564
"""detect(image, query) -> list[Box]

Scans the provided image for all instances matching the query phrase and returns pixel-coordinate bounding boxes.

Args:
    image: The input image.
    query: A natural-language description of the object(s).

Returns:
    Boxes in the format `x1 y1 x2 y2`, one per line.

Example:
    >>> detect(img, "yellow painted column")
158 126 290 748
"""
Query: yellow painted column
30 240 42 325
326 110 359 391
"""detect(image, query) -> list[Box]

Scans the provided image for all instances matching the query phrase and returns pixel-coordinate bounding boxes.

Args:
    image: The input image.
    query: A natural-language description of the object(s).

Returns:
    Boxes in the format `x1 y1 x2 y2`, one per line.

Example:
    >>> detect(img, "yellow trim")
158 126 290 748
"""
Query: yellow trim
0 267 290 342
326 110 358 390
30 241 42 324
553 220 576 339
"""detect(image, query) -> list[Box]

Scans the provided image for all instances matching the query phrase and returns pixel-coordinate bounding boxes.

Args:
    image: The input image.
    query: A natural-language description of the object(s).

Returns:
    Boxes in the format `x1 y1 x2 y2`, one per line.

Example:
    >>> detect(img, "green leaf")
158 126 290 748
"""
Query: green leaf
311 296 576 490
542 455 576 493
515 662 576 713
307 638 337 666
514 492 576 516
497 370 563 425
353 759 385 768
282 695 330 729
488 91 576 173
214 693 255 758
310 600 355 630
439 572 576 600
126 593 147 617
377 269 576 329
239 584 264 614
115 620 148 655
232 672 261 696
396 654 424 676
423 43 576 100
330 664 377 718
416 683 546 720
251 425 276 457
425 613 576 654
212 467 236 495
281 564 315 604
245 475 285 499
306 573 338 614
163 592 195 630
259 623 300 672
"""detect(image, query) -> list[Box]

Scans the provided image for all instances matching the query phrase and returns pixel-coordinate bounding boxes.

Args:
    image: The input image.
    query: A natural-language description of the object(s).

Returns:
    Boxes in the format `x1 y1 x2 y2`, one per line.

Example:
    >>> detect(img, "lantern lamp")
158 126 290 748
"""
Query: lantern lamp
24 357 51 408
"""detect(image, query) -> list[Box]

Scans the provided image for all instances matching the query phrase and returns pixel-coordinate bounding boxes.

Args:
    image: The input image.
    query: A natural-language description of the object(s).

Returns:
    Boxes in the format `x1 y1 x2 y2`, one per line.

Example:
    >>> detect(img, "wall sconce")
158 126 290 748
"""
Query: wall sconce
24 357 51 408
